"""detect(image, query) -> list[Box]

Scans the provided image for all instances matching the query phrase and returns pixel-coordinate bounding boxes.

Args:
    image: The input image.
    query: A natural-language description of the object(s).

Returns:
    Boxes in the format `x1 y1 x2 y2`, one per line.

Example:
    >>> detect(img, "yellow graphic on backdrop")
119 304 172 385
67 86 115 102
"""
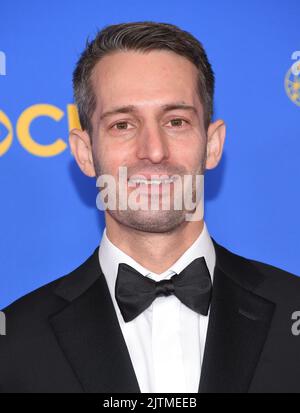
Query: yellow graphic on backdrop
0 103 81 157
0 110 13 156
285 51 300 107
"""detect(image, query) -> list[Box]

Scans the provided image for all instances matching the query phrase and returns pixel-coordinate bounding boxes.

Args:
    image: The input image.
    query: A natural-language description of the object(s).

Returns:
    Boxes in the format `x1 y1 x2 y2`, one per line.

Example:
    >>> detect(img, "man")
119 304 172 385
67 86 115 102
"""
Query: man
0 21 300 393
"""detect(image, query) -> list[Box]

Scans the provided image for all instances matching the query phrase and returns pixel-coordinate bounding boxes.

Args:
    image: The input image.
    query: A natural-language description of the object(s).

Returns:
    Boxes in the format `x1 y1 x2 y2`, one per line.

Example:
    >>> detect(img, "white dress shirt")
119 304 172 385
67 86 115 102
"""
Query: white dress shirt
98 222 216 393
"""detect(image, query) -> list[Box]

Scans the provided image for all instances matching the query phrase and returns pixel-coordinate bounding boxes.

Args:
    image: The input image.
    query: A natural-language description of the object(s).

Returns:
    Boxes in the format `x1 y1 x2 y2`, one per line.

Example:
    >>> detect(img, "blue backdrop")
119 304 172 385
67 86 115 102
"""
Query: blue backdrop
1 0 299 309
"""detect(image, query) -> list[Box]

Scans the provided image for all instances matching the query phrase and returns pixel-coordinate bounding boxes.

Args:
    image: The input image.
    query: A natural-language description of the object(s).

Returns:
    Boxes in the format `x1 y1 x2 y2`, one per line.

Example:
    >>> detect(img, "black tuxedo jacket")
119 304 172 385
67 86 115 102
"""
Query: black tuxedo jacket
1 239 300 393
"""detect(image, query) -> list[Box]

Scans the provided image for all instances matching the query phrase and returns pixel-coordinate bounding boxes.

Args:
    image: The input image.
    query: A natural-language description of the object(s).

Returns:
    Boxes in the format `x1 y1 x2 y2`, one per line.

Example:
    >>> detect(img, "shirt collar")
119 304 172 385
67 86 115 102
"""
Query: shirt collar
99 222 216 302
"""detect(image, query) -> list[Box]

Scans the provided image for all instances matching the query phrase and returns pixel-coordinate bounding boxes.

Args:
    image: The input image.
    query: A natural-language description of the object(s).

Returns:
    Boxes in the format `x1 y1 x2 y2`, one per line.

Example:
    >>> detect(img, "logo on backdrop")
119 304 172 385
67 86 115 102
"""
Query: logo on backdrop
285 51 300 107
0 104 80 157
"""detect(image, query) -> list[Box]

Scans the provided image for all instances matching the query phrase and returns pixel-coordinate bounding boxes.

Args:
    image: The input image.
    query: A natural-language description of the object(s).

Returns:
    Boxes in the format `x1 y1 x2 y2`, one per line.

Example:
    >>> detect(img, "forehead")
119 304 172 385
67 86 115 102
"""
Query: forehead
91 50 200 113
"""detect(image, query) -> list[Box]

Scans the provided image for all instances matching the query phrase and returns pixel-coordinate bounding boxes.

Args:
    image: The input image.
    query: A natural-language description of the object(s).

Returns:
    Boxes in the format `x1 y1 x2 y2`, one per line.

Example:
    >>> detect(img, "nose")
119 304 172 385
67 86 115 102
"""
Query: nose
136 123 169 164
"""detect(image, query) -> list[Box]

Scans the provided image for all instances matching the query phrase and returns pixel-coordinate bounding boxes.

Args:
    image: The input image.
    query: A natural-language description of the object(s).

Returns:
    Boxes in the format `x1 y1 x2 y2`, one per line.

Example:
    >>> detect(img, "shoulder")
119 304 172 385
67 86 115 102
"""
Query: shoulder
249 256 300 302
213 239 300 303
0 247 101 381
1 246 100 328
1 274 68 343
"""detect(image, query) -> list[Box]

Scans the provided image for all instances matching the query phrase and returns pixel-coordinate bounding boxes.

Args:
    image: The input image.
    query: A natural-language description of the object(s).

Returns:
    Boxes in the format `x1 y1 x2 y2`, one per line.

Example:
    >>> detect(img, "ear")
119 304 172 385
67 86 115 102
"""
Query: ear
69 128 96 177
205 119 226 170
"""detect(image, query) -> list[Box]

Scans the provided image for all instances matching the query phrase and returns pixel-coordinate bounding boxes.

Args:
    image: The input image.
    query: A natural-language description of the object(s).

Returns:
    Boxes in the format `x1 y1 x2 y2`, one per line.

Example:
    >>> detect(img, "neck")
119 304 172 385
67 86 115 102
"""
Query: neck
105 214 205 274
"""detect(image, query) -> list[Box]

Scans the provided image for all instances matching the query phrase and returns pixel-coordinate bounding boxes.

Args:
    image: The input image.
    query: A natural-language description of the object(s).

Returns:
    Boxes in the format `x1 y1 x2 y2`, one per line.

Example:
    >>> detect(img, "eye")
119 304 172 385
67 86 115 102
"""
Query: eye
111 121 134 130
167 118 189 128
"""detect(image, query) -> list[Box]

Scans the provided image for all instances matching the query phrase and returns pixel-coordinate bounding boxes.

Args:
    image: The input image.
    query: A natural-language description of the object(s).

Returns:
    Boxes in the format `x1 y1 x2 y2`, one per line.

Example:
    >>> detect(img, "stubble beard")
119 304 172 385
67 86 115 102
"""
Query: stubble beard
93 155 205 234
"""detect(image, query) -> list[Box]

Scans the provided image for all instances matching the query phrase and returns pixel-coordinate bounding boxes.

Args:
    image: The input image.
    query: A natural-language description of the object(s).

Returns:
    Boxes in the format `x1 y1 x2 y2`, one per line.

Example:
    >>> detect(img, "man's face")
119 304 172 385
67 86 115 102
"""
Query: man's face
75 50 224 233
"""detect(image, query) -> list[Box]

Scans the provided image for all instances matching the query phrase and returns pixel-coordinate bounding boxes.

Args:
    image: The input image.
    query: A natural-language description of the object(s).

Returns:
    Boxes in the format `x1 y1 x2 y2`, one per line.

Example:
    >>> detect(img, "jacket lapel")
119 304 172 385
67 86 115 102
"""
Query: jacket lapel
49 248 140 393
48 240 276 394
199 240 276 393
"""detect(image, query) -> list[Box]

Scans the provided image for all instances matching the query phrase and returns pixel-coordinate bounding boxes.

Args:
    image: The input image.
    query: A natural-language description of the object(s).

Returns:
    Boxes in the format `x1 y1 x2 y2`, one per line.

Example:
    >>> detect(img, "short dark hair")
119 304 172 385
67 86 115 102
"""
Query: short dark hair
73 21 215 136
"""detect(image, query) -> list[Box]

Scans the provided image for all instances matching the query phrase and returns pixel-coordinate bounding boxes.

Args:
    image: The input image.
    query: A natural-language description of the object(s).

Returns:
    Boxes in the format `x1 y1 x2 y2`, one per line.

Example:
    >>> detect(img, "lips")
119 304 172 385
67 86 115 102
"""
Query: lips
127 172 179 185
128 177 176 185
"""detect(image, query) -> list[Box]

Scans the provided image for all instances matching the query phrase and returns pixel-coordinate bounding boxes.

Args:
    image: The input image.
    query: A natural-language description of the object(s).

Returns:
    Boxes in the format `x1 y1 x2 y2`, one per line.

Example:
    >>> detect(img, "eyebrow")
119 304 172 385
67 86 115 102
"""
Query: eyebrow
99 103 198 121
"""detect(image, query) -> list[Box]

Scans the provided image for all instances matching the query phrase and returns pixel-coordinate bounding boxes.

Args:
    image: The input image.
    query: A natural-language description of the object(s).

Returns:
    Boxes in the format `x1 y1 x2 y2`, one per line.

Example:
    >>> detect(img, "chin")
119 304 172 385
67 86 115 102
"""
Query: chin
108 209 186 233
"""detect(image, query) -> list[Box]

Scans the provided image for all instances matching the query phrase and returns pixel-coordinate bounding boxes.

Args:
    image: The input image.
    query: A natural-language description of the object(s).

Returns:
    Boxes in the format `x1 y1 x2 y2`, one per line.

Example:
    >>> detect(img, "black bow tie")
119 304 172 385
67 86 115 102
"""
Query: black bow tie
115 257 212 323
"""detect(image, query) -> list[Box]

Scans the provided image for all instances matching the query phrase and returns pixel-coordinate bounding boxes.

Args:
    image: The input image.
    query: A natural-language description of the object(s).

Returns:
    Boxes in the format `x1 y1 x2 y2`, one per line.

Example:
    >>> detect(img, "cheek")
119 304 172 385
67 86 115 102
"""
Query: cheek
173 136 206 169
101 145 131 177
101 135 139 172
